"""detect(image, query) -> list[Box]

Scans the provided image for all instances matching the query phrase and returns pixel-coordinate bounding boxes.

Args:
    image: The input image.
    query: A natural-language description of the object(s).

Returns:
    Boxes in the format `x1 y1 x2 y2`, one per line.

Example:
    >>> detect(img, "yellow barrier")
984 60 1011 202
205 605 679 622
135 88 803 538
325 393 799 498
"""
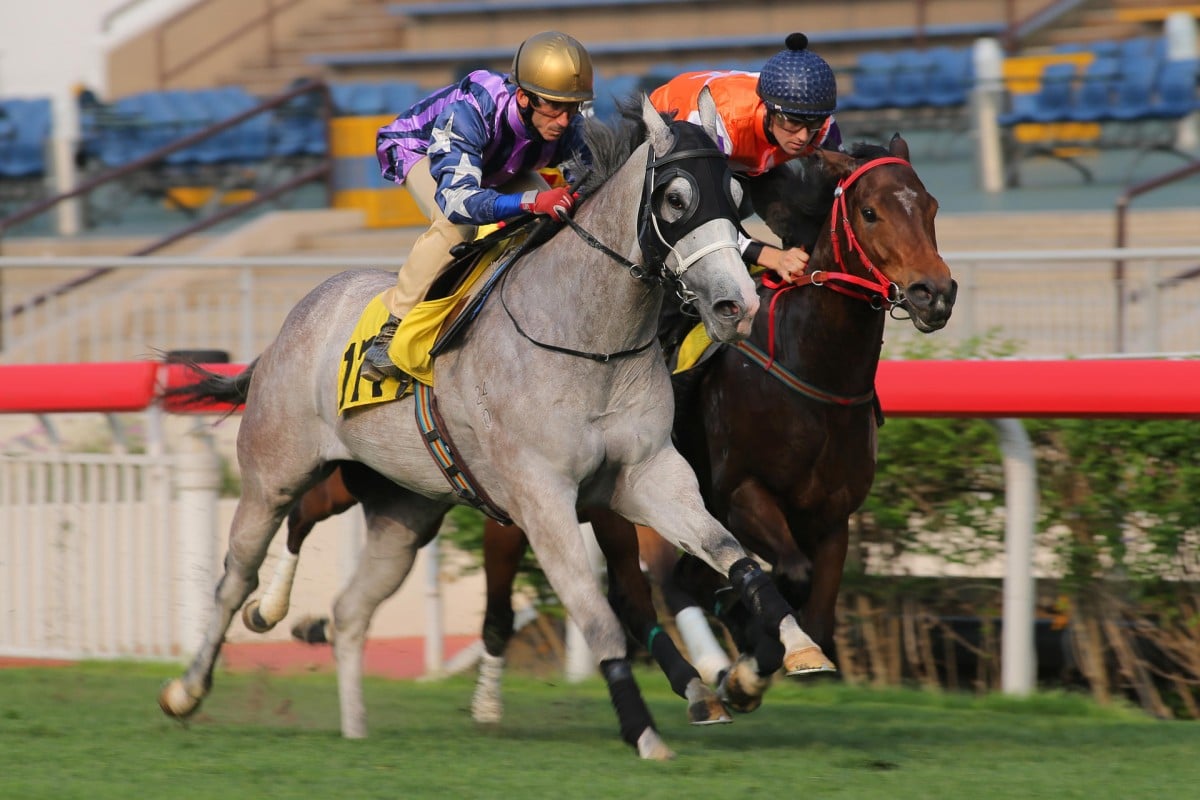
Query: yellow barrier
1002 52 1094 94
1114 5 1200 23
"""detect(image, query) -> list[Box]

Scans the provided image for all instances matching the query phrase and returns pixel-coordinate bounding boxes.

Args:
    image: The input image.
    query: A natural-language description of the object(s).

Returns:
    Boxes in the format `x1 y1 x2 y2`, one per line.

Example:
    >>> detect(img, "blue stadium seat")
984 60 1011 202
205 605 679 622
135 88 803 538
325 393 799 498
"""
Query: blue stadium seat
925 46 973 108
892 49 936 108
1147 59 1199 120
1066 57 1121 123
1107 59 1160 122
591 73 642 122
0 98 51 178
841 51 896 111
383 82 422 115
1000 62 1077 125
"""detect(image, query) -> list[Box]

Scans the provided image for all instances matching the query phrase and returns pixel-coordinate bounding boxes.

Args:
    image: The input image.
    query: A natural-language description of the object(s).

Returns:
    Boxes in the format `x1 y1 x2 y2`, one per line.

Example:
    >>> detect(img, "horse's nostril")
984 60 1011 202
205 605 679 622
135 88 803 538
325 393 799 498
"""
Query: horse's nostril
714 300 741 319
906 282 934 308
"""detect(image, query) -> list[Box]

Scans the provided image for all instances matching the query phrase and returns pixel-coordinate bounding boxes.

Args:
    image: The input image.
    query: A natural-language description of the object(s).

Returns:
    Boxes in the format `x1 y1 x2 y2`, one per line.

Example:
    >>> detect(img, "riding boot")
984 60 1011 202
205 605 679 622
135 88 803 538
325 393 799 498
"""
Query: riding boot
360 314 404 382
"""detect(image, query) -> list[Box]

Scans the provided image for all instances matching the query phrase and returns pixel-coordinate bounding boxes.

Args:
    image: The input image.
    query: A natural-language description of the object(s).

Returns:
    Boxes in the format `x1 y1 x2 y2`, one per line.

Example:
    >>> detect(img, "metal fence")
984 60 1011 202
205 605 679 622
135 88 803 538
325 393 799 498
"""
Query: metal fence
0 450 187 659
2 248 1198 364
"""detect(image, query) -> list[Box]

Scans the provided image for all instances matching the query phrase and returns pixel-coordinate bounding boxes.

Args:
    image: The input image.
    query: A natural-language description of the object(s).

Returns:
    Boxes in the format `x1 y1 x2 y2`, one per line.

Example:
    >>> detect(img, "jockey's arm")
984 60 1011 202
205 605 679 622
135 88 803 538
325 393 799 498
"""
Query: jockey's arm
427 105 536 226
740 234 809 284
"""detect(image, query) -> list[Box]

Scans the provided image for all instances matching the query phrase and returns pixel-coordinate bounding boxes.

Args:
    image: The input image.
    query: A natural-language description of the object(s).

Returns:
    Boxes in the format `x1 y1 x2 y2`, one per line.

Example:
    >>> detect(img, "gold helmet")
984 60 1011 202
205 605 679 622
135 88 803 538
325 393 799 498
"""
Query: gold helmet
510 31 594 103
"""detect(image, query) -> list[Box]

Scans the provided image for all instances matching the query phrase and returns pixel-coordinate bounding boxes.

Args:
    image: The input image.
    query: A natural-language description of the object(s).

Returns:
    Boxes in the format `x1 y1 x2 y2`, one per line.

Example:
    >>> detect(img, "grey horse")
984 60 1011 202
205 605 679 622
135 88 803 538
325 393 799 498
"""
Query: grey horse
158 95 833 759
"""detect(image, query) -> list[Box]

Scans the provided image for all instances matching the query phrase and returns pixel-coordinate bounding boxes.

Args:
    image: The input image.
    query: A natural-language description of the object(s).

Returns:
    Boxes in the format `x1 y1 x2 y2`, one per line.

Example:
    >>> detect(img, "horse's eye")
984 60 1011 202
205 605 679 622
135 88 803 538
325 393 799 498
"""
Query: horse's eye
861 207 878 222
667 191 686 210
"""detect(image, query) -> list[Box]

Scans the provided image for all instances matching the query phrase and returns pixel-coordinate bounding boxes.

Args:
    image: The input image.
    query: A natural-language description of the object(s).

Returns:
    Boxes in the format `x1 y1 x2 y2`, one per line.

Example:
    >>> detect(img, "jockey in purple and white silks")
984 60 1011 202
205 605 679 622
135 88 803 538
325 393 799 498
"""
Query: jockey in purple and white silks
361 30 594 382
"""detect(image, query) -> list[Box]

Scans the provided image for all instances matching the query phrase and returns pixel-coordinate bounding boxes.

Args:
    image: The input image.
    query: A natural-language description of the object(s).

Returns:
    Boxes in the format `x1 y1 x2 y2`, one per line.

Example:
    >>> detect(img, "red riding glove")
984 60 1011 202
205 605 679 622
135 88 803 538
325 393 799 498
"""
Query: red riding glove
522 187 577 220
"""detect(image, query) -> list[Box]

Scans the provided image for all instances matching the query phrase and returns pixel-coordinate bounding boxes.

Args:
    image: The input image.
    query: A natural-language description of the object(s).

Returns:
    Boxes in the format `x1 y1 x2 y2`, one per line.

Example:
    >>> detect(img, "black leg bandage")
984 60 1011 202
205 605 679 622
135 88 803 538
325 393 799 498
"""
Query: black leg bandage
600 658 656 748
646 624 699 699
728 557 792 639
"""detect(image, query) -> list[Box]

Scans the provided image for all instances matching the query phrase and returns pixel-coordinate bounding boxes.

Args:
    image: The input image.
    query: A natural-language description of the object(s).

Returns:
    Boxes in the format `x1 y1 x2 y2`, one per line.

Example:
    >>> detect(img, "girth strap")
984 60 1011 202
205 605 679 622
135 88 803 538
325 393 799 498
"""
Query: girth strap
414 382 512 524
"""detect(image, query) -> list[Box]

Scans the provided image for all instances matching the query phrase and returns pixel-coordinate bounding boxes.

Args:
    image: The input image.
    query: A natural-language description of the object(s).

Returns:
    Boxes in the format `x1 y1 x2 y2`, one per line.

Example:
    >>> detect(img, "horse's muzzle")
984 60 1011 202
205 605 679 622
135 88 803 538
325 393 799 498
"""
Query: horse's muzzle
905 278 957 333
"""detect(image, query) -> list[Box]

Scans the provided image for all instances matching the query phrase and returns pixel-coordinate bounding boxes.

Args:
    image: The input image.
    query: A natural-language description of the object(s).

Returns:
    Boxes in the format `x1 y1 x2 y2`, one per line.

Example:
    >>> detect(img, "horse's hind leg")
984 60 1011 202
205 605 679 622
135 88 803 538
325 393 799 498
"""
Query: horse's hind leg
332 493 448 739
159 483 295 719
471 517 529 724
243 465 353 635
588 508 730 726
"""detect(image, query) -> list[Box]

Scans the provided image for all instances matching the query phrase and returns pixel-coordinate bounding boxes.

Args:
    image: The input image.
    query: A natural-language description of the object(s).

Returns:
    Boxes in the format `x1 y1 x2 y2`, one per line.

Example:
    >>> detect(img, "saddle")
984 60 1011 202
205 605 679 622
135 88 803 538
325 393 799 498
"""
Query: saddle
336 214 557 416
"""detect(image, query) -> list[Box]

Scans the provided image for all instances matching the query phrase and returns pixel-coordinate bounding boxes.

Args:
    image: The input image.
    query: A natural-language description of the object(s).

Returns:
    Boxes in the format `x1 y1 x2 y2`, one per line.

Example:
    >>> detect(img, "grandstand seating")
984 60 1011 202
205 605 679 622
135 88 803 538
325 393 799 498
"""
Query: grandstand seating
997 36 1200 185
0 98 51 179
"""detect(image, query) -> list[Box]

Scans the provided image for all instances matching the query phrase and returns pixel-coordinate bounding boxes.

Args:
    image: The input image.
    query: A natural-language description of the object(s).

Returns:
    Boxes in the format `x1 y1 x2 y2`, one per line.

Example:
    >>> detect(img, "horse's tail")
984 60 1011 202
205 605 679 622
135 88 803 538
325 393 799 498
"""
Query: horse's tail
164 357 259 410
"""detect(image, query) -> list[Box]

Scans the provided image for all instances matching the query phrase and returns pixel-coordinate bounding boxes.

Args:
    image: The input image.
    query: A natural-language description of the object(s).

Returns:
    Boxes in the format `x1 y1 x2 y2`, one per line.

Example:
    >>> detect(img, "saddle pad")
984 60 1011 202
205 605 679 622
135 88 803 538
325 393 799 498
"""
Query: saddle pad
672 323 718 374
336 229 504 416
337 293 415 414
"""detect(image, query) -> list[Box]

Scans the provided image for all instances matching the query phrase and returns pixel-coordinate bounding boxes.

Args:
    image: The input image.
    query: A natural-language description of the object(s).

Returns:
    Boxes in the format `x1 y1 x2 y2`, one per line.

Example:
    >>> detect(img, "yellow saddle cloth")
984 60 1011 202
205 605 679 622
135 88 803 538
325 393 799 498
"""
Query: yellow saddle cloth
337 233 502 415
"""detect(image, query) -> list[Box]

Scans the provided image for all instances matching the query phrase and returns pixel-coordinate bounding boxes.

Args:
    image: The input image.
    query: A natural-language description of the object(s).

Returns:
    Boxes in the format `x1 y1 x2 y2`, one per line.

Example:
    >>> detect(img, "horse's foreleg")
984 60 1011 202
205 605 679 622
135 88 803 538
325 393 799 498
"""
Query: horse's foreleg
510 488 671 759
613 451 835 682
331 498 445 739
472 518 529 724
641 527 733 688
588 508 730 726
798 525 850 663
159 497 289 719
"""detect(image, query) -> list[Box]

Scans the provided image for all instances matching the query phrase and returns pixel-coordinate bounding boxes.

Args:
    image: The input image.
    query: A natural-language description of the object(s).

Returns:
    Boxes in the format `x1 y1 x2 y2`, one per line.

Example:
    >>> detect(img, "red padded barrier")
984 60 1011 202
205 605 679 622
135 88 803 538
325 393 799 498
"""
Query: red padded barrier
1 360 1196 418
876 359 1200 419
0 362 160 413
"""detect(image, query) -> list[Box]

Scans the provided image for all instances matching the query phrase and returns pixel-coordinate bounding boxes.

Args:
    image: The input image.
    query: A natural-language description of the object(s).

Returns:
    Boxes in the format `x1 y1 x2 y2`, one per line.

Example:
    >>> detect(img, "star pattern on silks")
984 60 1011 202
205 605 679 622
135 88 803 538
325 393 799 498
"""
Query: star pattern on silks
437 153 484 220
428 113 463 155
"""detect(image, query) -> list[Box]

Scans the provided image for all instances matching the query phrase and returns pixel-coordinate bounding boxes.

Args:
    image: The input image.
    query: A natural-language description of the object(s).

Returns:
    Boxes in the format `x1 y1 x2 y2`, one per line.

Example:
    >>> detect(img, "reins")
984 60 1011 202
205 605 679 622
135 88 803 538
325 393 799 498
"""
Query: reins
743 155 907 402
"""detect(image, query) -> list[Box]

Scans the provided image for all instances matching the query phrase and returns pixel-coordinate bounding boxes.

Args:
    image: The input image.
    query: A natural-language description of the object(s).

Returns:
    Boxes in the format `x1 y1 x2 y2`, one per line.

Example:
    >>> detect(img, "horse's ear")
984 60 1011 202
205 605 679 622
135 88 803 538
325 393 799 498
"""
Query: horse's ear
889 133 911 163
696 86 721 144
642 93 673 157
813 148 857 182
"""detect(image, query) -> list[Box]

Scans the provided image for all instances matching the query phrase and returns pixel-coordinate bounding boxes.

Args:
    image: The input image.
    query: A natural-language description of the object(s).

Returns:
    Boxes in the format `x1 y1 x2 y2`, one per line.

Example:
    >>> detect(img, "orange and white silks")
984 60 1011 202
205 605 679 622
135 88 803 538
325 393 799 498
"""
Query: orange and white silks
649 70 831 176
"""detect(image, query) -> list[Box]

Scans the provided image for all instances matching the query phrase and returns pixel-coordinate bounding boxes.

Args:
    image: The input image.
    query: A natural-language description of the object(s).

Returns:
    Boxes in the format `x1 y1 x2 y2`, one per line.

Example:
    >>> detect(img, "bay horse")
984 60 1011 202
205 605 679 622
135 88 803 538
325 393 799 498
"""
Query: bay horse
665 135 957 710
156 96 834 760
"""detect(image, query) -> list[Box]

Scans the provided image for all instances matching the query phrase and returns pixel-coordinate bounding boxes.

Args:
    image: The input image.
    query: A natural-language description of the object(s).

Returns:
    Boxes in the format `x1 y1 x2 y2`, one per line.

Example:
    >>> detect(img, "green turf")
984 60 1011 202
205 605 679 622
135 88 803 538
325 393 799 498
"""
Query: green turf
1 662 1197 799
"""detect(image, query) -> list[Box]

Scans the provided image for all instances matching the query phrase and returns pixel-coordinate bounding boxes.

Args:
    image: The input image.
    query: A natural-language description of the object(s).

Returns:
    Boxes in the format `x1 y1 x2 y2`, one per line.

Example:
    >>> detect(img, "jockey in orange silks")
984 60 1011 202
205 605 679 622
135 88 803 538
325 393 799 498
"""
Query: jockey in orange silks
650 32 843 282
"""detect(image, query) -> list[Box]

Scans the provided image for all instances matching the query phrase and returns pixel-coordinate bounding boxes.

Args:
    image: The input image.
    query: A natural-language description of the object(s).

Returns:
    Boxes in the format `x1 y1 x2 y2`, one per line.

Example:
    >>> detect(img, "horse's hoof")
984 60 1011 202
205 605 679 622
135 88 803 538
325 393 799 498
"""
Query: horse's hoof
158 678 202 719
241 599 276 634
687 698 733 726
716 671 765 714
290 615 332 644
471 691 503 724
783 645 838 676
636 728 676 761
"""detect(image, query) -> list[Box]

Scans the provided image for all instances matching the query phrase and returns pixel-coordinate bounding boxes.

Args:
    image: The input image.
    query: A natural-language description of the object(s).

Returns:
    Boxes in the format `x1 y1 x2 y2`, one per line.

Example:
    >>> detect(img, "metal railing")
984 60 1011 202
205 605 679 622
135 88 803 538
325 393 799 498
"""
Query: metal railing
1113 160 1200 352
2 247 1198 365
0 79 334 346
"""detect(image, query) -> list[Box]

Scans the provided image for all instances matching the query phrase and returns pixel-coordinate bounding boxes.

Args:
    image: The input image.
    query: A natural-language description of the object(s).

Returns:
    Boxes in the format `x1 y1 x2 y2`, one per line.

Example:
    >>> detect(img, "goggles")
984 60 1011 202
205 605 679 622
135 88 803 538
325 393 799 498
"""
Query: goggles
529 93 584 118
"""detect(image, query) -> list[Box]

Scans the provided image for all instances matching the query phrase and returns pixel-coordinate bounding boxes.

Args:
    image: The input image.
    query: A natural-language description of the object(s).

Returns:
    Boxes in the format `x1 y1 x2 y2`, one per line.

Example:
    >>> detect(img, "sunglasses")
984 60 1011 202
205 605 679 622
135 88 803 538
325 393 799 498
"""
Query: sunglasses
772 112 828 134
528 93 583 118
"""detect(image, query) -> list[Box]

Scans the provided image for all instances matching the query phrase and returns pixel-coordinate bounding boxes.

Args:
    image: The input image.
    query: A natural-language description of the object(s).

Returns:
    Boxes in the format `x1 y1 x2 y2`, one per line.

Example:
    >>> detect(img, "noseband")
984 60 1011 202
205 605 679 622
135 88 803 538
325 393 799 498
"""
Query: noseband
775 155 911 310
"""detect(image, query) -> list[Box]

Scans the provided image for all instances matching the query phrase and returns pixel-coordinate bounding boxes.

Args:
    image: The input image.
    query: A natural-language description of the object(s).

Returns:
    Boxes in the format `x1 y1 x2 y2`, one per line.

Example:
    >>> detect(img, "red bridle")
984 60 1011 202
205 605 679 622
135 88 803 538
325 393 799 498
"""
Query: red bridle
759 155 911 366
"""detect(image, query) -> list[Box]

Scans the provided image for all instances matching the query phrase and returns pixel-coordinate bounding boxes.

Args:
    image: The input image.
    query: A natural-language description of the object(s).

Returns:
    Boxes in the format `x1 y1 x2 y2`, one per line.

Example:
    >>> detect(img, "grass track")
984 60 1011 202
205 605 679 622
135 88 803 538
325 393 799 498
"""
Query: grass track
1 662 1198 799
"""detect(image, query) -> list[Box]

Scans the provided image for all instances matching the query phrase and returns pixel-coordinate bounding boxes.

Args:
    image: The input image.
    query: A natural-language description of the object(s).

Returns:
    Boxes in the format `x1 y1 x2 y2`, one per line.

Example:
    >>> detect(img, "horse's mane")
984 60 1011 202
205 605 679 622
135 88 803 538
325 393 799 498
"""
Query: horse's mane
567 95 671 197
748 141 892 250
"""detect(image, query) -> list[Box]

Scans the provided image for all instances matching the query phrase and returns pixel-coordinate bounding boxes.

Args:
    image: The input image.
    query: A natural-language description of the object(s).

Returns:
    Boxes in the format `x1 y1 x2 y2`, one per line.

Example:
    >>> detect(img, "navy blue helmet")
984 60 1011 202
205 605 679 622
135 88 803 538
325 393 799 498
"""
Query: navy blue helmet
757 32 837 119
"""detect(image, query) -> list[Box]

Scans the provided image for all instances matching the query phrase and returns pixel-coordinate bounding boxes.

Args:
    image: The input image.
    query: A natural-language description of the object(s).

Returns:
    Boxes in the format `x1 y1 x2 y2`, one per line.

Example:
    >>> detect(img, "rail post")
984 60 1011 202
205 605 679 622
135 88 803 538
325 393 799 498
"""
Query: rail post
174 424 222 655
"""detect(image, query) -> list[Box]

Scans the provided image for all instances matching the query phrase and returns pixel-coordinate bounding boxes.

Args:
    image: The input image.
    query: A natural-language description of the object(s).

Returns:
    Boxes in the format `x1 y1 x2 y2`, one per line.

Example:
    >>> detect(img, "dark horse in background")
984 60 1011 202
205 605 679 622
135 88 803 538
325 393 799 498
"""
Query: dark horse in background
247 134 956 718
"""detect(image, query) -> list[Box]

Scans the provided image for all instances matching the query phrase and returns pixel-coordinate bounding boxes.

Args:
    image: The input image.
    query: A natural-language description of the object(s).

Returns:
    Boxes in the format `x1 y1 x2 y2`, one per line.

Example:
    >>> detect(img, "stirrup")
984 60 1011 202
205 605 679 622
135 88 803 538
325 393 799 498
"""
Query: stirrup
360 315 404 382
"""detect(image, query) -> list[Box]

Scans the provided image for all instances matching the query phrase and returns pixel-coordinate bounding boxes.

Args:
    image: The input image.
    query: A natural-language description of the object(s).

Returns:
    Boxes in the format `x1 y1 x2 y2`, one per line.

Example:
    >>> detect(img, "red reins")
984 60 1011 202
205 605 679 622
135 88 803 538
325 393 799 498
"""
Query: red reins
758 155 909 367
